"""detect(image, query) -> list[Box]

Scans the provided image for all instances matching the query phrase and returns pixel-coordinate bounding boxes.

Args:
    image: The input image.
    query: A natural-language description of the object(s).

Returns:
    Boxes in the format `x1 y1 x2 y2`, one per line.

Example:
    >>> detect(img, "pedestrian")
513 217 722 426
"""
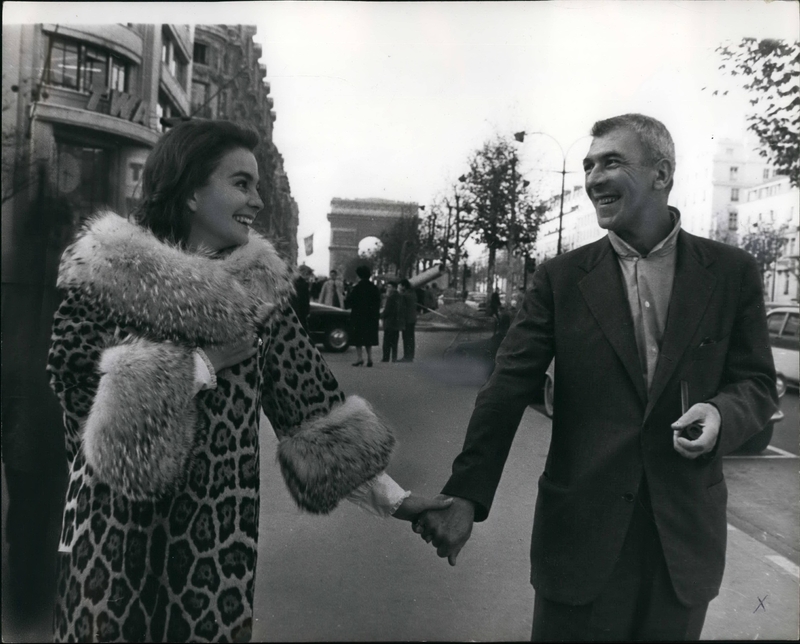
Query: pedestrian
346 265 381 367
414 113 778 641
381 281 405 362
319 269 345 308
46 120 451 643
488 290 502 320
290 264 312 332
426 283 440 311
398 279 418 362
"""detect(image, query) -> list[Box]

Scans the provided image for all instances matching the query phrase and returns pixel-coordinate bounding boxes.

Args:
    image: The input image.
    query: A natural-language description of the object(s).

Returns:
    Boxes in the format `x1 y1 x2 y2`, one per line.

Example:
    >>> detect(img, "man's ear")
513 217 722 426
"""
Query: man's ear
653 158 674 192
186 192 198 213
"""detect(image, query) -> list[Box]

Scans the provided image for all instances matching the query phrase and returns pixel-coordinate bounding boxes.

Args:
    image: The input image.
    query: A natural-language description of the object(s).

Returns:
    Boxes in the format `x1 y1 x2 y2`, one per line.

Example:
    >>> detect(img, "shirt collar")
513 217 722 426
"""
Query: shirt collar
608 207 682 259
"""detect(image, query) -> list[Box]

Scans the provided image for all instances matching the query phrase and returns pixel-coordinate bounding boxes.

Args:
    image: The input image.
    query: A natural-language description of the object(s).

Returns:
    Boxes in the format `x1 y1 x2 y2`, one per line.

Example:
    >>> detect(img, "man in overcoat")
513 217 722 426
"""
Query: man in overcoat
415 114 778 640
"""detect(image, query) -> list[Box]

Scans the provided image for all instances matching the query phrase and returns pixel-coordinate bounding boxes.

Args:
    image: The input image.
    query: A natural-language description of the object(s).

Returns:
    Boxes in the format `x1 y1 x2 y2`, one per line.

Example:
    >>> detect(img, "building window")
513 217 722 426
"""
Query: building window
191 80 211 118
156 91 178 132
728 211 738 231
731 188 739 202
729 166 739 181
785 272 791 296
218 89 227 117
193 42 208 65
763 168 770 180
54 141 112 219
47 35 129 93
162 30 189 88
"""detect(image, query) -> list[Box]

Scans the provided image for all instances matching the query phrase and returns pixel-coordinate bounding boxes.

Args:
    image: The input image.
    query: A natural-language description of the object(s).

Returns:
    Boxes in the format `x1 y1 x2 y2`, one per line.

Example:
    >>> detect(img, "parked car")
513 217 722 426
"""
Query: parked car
306 301 350 352
765 305 799 393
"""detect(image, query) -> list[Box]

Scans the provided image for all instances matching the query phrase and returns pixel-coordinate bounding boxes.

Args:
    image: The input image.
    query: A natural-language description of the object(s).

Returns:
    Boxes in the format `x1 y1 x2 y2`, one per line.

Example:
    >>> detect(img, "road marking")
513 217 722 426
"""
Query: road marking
725 449 797 460
764 445 798 458
765 555 800 580
728 524 800 581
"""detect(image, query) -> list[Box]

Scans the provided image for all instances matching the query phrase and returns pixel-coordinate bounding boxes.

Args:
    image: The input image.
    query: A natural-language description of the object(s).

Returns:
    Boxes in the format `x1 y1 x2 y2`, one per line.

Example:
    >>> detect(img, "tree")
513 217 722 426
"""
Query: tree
374 215 420 278
459 135 544 300
717 38 800 187
740 223 788 299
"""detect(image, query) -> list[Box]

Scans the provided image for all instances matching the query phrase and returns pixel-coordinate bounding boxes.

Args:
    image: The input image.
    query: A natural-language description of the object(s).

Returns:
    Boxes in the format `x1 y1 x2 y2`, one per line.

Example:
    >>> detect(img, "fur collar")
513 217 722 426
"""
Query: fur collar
58 211 295 345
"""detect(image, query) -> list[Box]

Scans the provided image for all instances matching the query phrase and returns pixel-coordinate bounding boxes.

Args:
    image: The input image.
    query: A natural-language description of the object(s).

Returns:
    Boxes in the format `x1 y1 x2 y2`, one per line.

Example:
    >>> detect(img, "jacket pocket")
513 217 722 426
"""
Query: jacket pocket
691 335 729 361
705 478 728 505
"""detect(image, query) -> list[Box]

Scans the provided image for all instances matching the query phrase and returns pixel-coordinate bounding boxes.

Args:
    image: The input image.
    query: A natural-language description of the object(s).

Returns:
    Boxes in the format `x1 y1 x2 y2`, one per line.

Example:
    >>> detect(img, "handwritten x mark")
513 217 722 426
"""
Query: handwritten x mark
754 595 768 613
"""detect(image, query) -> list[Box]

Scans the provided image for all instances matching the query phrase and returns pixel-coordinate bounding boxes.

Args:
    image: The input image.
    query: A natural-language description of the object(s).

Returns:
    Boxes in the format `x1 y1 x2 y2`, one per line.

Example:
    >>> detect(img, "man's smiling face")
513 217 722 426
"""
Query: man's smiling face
583 128 660 237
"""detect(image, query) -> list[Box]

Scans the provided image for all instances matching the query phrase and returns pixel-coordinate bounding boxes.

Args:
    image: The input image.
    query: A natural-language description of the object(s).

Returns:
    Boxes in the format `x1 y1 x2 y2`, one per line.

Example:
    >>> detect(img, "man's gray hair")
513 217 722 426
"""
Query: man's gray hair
590 114 675 168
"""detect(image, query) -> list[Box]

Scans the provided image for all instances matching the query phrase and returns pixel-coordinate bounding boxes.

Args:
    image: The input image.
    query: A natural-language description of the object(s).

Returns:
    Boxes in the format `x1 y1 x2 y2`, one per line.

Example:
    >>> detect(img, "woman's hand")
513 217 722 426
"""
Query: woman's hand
392 493 453 522
203 337 260 372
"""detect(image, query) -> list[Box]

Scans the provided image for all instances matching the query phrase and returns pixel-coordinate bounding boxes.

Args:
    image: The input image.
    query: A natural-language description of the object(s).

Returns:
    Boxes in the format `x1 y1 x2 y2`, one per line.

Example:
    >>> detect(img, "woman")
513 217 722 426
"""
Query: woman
47 121 448 643
345 265 381 367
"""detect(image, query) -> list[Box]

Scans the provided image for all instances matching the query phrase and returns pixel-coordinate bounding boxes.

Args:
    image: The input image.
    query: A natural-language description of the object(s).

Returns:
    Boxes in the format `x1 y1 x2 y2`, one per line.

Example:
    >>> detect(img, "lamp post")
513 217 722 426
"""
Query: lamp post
514 131 591 255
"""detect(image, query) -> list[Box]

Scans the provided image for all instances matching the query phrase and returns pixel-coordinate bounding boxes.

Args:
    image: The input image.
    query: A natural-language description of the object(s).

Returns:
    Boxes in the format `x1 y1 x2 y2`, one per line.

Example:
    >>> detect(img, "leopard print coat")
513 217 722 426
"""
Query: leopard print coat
47 212 395 642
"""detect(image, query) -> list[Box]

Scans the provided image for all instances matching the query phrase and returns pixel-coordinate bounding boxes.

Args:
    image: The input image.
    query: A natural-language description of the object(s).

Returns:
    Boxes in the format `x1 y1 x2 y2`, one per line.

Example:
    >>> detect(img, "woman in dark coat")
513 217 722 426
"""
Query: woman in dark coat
345 265 381 367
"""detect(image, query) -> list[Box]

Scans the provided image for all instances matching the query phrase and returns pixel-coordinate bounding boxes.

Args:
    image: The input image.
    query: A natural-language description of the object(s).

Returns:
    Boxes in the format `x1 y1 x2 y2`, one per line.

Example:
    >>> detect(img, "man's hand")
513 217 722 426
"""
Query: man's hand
412 495 475 566
392 493 453 522
672 402 721 459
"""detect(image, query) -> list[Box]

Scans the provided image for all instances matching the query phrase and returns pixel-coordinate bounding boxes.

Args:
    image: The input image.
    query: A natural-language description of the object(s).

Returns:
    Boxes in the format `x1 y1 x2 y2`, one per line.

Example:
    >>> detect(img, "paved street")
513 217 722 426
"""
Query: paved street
253 330 799 642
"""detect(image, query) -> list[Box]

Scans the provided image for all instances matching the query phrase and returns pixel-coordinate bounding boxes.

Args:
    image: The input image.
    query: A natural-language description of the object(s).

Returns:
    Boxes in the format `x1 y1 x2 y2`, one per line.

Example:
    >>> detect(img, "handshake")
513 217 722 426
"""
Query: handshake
408 495 477 566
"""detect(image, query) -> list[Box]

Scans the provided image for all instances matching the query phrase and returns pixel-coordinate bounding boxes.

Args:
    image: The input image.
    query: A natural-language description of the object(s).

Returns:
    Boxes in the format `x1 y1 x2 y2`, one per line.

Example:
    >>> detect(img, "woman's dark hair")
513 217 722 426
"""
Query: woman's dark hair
134 120 260 245
355 265 371 279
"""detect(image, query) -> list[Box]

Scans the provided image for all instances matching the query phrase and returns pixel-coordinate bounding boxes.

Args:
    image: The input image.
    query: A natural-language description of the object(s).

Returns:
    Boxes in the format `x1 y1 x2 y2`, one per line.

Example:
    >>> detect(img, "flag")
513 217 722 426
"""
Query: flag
304 234 314 256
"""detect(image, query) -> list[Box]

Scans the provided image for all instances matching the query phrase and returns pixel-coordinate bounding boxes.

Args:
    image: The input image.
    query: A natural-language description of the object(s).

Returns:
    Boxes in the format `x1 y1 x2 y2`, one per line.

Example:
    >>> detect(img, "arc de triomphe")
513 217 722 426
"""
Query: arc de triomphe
327 198 419 276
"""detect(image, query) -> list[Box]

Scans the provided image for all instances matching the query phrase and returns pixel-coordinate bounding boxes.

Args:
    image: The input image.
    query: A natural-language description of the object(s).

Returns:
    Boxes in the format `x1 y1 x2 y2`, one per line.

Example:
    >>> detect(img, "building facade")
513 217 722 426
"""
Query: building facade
672 136 776 243
1 21 298 488
737 175 800 304
533 182 601 264
327 198 420 279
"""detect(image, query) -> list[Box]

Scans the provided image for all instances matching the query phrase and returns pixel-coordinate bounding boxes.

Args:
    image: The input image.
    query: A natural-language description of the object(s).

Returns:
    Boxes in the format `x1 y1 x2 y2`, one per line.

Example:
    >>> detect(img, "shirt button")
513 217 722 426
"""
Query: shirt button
623 493 635 502
645 301 651 308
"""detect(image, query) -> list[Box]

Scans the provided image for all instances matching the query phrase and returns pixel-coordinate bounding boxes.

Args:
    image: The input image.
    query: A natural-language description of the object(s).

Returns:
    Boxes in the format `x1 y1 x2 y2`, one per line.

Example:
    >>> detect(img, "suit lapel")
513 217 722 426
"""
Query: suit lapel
645 232 717 420
578 241 648 406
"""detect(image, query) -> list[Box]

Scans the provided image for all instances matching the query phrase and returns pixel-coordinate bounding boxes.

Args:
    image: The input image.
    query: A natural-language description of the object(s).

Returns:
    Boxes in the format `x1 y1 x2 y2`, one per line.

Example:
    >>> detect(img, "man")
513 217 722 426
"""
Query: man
381 281 405 362
398 278 418 362
319 268 345 308
291 264 313 331
415 114 778 641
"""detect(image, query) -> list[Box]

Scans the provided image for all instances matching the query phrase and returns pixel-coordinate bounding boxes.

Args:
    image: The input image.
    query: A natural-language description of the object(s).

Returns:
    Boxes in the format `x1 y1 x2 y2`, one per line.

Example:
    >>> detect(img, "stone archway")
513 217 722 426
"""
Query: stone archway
327 198 419 278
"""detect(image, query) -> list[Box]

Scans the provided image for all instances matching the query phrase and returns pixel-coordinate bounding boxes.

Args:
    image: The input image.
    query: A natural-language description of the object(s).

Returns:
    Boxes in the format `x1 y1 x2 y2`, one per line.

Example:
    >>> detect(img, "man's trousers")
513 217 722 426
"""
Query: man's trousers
531 478 709 641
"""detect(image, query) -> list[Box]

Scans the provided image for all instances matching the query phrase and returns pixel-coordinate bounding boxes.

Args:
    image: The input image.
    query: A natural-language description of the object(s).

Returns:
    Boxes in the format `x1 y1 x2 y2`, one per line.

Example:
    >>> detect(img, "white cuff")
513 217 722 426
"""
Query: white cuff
346 472 410 518
193 350 217 394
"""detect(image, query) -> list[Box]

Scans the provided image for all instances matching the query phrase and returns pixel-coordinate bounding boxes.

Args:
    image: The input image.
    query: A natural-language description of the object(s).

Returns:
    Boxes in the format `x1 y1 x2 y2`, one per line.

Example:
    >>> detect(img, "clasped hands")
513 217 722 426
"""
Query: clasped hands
409 495 476 566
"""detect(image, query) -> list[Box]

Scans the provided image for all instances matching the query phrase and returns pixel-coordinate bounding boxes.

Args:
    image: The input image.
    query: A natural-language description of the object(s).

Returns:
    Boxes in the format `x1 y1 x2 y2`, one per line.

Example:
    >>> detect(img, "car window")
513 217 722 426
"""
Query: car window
782 313 799 339
767 312 786 335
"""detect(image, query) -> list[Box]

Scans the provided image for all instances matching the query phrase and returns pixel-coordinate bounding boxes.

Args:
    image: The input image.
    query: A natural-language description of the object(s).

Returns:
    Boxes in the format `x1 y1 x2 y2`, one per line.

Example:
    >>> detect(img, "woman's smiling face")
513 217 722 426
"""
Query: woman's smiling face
186 147 264 252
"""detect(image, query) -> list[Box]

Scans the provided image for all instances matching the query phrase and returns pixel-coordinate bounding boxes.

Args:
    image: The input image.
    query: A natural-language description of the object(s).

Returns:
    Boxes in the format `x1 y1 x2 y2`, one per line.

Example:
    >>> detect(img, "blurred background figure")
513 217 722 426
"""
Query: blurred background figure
381 281 405 362
319 269 346 308
291 264 314 331
398 279 418 363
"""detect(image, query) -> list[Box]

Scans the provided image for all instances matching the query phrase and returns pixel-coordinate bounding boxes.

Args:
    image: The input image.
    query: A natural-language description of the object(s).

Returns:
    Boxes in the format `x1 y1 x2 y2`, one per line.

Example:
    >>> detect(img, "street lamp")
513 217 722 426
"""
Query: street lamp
514 131 591 255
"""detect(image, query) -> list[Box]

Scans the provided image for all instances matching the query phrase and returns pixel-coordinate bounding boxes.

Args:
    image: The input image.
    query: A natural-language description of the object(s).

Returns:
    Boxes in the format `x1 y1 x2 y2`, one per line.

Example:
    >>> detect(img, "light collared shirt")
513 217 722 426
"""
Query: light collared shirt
607 207 682 394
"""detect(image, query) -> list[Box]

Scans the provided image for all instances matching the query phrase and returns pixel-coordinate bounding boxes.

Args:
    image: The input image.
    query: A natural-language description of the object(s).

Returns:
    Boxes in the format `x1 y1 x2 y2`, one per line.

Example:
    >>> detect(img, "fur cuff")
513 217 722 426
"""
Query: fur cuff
82 337 198 500
277 396 396 514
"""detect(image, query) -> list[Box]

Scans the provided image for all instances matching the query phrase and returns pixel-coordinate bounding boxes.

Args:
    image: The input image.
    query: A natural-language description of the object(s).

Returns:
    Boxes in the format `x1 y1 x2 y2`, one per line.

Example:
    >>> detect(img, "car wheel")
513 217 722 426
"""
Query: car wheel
543 373 554 418
324 326 349 352
736 423 775 455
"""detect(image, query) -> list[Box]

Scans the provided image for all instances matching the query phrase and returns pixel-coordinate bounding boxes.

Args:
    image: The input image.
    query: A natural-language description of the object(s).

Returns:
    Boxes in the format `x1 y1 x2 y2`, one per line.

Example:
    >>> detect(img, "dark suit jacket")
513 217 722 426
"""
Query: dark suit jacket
442 230 778 607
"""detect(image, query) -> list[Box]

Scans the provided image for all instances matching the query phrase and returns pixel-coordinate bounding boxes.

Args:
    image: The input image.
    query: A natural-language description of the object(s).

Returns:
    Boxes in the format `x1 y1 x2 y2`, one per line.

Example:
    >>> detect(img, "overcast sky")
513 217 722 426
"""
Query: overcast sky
6 2 799 273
